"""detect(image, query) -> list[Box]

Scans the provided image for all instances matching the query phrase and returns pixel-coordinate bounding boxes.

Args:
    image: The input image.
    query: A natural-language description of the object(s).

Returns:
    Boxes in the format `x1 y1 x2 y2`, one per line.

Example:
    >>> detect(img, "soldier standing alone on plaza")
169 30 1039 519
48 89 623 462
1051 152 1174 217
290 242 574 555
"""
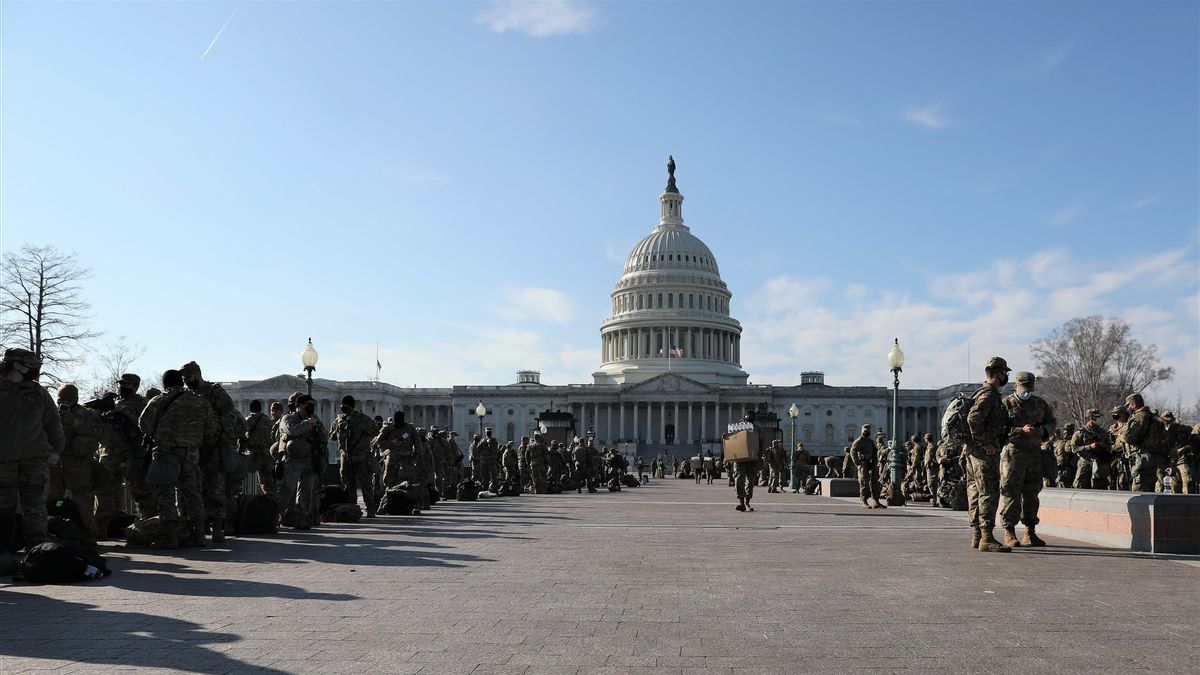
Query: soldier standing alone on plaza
998 372 1055 548
850 425 885 509
966 357 1012 553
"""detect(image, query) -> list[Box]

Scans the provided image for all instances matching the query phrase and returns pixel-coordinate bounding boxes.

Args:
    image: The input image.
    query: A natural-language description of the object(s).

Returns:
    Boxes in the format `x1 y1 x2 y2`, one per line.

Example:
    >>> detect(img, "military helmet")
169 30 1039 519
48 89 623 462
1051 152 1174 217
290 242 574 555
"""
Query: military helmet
1014 371 1035 386
116 373 140 386
1085 408 1101 419
2 347 40 366
57 383 79 402
985 356 1012 371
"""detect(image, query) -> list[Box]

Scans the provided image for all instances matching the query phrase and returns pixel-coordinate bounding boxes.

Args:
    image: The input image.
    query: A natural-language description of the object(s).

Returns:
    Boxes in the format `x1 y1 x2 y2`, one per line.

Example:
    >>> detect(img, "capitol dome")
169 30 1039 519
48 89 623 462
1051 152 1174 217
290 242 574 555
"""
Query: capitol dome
593 159 748 386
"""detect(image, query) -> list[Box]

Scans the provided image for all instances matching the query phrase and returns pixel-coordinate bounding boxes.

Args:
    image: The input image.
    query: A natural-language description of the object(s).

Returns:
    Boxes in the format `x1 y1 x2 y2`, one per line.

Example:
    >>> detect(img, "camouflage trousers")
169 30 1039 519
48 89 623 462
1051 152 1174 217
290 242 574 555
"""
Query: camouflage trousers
0 457 49 547
999 447 1042 528
966 451 1001 530
280 460 315 527
768 464 785 490
1131 453 1161 492
49 455 98 542
95 451 157 527
251 452 276 496
734 461 758 501
475 461 498 491
152 454 205 537
340 451 375 508
790 462 810 491
529 463 547 493
1155 456 1184 493
857 464 882 501
200 451 226 520
925 462 940 498
1174 460 1197 494
1074 456 1111 490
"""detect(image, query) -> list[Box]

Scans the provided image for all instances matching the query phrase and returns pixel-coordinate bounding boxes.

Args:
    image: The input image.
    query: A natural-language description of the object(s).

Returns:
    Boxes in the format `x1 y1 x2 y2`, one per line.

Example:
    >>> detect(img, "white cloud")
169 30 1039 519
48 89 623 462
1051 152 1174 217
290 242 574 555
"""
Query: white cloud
495 287 576 324
902 103 949 130
740 246 1199 402
476 1 597 37
1045 205 1081 227
1129 194 1161 210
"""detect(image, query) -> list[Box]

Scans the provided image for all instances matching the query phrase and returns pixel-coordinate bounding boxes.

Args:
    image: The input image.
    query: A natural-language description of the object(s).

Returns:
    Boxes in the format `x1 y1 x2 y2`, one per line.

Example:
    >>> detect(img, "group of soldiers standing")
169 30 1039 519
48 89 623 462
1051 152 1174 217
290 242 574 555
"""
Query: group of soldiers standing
466 428 636 494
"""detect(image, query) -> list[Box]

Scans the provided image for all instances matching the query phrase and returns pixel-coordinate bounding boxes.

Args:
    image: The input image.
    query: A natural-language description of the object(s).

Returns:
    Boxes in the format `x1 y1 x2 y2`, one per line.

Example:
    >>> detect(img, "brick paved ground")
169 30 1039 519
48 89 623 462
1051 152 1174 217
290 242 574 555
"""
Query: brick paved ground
3 479 1199 674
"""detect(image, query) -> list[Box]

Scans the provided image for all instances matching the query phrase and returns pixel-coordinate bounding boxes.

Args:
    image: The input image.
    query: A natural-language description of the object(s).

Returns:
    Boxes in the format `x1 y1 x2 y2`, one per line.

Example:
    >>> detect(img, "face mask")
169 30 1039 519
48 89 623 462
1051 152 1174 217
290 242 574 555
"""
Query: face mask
1126 406 1134 416
340 405 351 415
1016 391 1032 401
302 405 315 416
185 378 199 390
23 367 40 382
118 387 134 397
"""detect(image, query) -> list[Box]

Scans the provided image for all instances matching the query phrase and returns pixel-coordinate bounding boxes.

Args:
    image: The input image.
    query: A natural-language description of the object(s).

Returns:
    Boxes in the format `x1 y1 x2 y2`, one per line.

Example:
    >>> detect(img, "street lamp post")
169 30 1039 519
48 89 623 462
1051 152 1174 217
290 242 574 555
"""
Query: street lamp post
788 403 800 490
887 338 906 506
475 401 487 437
301 338 319 397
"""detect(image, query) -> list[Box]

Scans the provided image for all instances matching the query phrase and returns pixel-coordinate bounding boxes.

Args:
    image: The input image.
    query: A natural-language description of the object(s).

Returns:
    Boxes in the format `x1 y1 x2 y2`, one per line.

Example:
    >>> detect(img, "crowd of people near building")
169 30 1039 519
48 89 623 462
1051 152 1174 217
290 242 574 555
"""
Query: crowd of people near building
2 347 1197 561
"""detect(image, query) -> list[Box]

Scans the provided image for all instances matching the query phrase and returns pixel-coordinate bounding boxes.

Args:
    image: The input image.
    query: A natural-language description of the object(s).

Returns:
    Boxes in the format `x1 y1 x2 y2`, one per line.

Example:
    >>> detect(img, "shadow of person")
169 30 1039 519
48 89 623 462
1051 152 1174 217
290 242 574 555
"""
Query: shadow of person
0 590 288 673
103 570 360 601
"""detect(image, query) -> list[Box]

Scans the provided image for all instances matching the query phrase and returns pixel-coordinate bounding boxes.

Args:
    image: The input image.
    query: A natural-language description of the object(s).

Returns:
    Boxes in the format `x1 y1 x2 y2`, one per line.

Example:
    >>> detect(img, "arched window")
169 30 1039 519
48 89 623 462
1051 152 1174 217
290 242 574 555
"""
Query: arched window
668 294 673 308
506 423 515 443
845 424 855 441
689 294 694 309
657 293 663 308
803 424 813 441
677 293 683 307
824 424 835 443
637 295 643 310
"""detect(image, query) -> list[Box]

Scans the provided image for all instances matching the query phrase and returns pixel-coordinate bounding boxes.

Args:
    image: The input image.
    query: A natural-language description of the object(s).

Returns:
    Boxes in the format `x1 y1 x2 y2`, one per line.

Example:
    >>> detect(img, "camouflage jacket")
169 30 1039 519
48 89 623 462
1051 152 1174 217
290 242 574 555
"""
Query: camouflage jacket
1071 424 1111 460
329 409 376 455
372 422 419 457
1001 393 1056 452
99 393 147 457
527 440 548 467
967 384 1006 450
280 412 326 461
138 389 218 457
1164 423 1192 463
475 437 500 463
1123 408 1156 456
243 411 274 454
923 441 939 468
193 381 239 450
59 404 102 458
849 435 877 467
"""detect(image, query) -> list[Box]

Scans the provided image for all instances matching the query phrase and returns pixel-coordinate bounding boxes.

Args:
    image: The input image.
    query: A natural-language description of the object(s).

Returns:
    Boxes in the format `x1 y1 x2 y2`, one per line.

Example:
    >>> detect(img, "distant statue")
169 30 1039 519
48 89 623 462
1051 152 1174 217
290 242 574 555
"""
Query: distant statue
667 155 676 179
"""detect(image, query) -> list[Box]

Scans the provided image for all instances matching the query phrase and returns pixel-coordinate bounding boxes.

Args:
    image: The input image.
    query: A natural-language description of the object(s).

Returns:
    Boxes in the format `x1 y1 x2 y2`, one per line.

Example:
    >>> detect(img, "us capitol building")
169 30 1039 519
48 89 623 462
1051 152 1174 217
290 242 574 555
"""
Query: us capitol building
226 161 971 459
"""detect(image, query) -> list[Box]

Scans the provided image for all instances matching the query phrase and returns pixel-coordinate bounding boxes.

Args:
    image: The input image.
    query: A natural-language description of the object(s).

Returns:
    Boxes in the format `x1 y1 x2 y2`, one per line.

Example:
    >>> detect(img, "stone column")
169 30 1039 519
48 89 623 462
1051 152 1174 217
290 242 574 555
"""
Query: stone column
660 401 667 446
619 403 625 441
633 402 639 443
687 402 693 444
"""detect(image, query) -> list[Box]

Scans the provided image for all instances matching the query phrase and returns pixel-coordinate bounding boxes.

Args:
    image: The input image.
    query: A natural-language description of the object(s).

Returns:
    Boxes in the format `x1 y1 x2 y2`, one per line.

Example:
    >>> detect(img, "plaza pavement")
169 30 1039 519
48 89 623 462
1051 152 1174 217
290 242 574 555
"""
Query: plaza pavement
2 478 1199 674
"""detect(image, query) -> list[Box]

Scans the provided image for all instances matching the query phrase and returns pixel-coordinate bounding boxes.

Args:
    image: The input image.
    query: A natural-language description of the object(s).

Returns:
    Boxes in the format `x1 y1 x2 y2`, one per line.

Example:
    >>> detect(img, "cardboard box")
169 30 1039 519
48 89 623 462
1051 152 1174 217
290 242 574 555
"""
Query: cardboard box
723 430 761 463
689 457 703 469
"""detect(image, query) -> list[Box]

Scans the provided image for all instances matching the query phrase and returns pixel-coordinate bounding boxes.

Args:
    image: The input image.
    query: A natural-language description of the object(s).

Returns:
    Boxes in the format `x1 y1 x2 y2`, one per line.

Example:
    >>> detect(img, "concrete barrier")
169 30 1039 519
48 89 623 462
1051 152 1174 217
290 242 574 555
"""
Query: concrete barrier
818 478 860 498
1036 489 1200 554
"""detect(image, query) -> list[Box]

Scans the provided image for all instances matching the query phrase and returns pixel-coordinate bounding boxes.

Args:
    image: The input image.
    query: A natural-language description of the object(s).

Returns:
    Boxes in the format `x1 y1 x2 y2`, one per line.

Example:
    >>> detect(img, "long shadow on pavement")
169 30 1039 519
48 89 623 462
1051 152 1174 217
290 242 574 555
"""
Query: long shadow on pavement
0 590 288 674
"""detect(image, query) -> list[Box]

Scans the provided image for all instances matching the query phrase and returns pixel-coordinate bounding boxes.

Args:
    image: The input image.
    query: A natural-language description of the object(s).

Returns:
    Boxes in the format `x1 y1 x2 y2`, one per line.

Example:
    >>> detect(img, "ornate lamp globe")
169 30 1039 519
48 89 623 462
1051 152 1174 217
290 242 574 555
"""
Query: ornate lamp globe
887 338 905 372
475 402 487 418
788 403 800 419
301 338 319 369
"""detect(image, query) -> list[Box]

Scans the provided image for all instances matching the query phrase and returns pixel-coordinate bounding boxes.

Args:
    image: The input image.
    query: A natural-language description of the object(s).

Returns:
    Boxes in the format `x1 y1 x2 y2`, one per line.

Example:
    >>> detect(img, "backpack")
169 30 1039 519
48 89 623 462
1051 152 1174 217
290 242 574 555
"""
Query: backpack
607 478 621 492
377 486 418 515
123 516 167 548
802 476 821 495
233 493 279 535
320 485 353 514
1143 414 1168 457
940 392 975 447
496 482 521 497
321 503 362 523
18 542 110 583
560 477 578 492
621 474 640 488
456 481 479 501
939 478 968 511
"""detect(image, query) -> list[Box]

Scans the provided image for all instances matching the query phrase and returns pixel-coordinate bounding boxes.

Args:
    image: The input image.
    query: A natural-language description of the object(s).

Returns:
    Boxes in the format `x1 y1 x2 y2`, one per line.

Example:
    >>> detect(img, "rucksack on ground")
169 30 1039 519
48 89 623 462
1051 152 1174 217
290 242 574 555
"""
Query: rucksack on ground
18 542 110 583
456 480 479 501
233 493 279 535
802 476 821 495
320 485 353 513
124 516 168 548
321 503 362 523
377 485 419 515
941 392 975 447
621 474 640 488
496 482 520 497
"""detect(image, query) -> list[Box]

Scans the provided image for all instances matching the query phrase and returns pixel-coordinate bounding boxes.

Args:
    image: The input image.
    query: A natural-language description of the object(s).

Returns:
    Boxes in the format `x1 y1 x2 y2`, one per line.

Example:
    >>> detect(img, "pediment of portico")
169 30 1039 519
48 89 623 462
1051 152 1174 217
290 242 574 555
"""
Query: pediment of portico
620 372 714 395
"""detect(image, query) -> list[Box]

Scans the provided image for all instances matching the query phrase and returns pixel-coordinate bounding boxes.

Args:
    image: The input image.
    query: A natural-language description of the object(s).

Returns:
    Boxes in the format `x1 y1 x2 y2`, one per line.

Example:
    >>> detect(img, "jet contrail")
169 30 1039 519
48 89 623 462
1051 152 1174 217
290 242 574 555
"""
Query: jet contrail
201 12 235 59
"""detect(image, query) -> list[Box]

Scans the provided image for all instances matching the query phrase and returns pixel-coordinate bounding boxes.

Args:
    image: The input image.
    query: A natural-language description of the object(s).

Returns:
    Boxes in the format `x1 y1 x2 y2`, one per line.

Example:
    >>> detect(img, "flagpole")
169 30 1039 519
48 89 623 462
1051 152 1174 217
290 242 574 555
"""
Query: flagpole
376 342 381 382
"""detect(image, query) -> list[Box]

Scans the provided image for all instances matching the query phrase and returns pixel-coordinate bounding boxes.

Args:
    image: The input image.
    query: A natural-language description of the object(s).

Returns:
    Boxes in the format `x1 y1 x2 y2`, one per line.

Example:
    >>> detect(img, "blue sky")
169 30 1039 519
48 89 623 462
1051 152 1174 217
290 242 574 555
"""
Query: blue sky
2 0 1197 401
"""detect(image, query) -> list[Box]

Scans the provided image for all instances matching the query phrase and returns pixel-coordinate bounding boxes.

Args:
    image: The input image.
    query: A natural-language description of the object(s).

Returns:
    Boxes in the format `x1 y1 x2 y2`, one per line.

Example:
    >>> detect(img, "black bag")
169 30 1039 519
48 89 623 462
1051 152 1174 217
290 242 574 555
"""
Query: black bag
0 512 25 553
47 497 83 522
560 477 578 491
18 542 110 583
607 478 621 492
321 503 362 523
47 516 91 545
802 476 821 495
123 516 167 548
377 486 418 515
621 474 640 488
456 481 479 501
233 493 278 535
546 481 562 495
320 485 353 513
496 482 520 497
106 513 136 540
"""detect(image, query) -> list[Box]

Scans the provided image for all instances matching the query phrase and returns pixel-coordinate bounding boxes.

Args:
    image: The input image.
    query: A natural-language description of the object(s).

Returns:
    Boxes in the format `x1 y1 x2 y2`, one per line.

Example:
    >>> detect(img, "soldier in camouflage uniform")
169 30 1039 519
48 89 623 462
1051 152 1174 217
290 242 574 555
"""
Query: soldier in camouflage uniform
138 370 218 548
278 394 325 529
329 395 377 516
850 425 885 509
1160 412 1195 494
243 400 276 496
374 410 420 489
53 384 101 543
526 433 549 493
1108 407 1130 491
1039 431 1058 489
586 438 602 492
95 373 153 530
732 413 765 512
475 428 500 492
765 440 785 493
0 349 63 549
1054 424 1077 488
517 436 532 492
790 443 811 492
446 431 464 489
426 426 450 497
923 434 940 503
965 357 1012 552
1071 410 1112 490
1122 394 1160 492
999 371 1056 548
180 361 237 542
500 441 518 486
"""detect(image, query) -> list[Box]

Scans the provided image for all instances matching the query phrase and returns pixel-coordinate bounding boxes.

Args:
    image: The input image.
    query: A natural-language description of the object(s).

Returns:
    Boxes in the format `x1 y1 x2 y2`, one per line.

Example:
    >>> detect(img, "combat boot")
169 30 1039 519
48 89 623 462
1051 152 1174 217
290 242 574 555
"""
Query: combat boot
970 528 981 549
862 500 871 510
365 507 376 518
873 500 886 509
211 519 226 543
1003 526 1021 548
1023 526 1046 547
978 529 1012 553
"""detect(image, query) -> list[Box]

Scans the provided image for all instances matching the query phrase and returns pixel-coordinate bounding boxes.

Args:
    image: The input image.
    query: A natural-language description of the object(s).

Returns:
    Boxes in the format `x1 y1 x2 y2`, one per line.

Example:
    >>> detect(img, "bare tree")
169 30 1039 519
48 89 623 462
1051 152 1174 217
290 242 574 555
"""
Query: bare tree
79 336 147 397
1030 315 1174 423
0 244 102 382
